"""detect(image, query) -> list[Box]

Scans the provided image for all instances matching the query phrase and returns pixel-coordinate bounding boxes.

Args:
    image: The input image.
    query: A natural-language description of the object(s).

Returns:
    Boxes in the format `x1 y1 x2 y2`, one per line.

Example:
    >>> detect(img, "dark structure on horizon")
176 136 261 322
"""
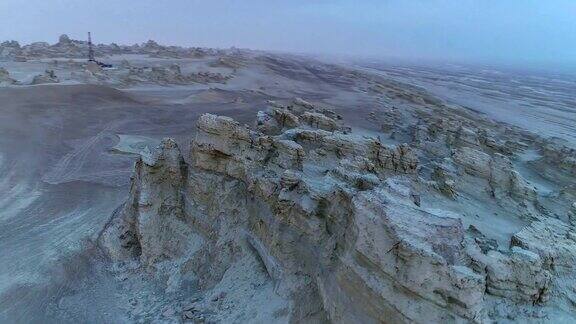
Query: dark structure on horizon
88 32 112 68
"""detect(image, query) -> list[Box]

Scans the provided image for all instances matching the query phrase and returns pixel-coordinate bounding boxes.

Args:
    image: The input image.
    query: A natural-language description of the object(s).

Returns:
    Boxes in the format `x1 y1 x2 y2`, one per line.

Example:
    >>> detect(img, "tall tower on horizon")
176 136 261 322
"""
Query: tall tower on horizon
88 32 95 62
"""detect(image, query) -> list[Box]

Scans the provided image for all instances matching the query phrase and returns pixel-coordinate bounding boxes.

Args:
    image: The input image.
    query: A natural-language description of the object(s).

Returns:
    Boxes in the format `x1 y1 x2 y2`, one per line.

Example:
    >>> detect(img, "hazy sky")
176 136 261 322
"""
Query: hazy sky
1 0 575 69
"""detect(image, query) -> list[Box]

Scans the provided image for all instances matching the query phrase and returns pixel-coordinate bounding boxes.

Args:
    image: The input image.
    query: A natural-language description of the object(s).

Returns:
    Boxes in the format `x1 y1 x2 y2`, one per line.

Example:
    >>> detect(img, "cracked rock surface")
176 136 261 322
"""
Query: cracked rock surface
98 98 576 323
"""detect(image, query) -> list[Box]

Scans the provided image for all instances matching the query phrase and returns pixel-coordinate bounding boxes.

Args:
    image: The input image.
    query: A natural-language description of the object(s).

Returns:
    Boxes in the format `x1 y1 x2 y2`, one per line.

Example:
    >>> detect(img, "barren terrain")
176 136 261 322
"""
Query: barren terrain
0 36 575 323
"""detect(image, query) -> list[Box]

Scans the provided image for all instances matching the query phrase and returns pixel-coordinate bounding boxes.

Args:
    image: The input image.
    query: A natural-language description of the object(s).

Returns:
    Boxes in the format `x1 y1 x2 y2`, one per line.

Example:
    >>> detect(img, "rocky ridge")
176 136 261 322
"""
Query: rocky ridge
0 35 222 61
98 97 576 323
0 67 17 85
0 35 239 87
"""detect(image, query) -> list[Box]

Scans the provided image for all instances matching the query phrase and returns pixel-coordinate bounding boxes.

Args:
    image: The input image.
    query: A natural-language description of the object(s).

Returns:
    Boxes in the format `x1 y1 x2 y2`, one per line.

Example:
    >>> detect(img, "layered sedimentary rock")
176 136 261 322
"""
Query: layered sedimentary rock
120 63 230 86
0 67 17 85
99 138 191 266
99 99 576 323
31 69 60 85
0 34 223 61
452 147 537 202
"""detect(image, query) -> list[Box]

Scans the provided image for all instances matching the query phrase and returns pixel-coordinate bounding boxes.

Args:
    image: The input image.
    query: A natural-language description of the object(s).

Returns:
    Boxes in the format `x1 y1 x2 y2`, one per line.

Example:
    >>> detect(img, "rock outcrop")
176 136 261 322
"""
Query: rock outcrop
99 138 191 266
0 35 240 88
119 64 230 86
31 70 60 85
0 40 22 60
0 67 17 85
0 35 224 61
452 147 537 202
99 100 576 323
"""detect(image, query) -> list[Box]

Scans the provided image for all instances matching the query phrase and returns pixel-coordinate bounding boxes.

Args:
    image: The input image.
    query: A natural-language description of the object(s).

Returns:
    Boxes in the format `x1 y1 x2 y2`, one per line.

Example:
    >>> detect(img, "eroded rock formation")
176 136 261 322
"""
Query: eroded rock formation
0 35 222 61
120 63 230 86
31 69 60 85
99 99 576 323
0 67 17 85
